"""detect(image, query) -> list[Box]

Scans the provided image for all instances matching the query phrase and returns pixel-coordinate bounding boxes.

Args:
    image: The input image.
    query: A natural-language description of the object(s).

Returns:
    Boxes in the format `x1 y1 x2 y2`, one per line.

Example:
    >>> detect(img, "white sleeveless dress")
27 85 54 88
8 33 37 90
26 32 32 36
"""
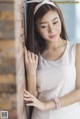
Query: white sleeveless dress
31 40 80 119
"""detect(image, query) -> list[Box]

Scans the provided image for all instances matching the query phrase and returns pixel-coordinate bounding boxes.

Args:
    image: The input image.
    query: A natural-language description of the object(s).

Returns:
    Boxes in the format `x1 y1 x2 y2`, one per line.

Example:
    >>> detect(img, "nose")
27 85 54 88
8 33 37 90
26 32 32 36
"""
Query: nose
48 24 54 34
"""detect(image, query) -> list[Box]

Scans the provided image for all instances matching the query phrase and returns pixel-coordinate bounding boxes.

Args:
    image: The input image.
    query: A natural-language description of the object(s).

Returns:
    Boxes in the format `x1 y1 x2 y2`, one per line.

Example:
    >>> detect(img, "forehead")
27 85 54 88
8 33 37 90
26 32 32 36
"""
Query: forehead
36 10 59 24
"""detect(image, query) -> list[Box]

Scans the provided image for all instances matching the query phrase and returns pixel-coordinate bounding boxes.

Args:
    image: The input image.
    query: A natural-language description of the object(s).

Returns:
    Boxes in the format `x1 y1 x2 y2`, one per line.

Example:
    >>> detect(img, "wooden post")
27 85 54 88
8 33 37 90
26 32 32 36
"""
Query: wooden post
15 0 27 119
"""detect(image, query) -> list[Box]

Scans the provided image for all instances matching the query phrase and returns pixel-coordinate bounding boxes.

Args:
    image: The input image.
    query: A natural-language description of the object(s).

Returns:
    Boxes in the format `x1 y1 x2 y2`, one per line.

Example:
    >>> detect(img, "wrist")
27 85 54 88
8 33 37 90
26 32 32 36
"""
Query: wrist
43 98 61 111
25 66 37 74
45 101 55 111
53 97 61 110
27 70 36 76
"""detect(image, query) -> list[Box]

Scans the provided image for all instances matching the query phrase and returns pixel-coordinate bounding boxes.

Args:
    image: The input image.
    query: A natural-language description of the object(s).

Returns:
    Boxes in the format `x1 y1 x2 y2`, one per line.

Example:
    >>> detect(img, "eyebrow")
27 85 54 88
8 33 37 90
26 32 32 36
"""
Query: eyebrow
40 17 58 25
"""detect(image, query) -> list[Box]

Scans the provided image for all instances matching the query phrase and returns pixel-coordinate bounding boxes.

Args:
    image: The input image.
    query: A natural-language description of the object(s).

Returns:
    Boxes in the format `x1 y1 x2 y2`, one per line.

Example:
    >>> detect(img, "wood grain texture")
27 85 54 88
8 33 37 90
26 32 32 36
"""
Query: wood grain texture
0 2 14 39
0 0 14 2
15 0 27 119
0 2 14 11
0 0 17 118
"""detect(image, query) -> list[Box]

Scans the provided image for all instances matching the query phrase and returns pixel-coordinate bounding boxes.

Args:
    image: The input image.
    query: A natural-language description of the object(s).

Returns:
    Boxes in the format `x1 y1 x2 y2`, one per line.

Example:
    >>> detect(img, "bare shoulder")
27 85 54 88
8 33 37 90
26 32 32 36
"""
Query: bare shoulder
75 43 80 88
76 43 80 49
76 43 80 56
75 43 80 65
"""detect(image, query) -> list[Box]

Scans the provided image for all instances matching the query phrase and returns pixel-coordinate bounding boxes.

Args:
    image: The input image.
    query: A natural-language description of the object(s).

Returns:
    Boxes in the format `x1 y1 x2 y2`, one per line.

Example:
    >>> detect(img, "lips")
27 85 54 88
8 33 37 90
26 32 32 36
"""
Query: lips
49 35 56 38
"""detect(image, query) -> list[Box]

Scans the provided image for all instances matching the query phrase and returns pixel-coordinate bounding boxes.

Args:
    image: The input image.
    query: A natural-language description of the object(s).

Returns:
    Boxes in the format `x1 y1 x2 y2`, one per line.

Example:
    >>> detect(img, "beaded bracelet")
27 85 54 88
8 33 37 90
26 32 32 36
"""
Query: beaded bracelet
53 97 61 110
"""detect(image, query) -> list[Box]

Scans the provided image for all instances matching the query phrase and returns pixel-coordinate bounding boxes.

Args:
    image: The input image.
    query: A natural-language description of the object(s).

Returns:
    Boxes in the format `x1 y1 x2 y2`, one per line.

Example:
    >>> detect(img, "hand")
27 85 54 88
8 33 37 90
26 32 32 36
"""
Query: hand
24 89 46 111
24 47 38 74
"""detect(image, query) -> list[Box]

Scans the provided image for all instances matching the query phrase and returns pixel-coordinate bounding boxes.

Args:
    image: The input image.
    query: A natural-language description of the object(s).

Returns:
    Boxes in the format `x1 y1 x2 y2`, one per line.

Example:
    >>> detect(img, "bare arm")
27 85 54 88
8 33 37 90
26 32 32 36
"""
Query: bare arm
27 72 38 97
45 89 80 110
25 47 38 97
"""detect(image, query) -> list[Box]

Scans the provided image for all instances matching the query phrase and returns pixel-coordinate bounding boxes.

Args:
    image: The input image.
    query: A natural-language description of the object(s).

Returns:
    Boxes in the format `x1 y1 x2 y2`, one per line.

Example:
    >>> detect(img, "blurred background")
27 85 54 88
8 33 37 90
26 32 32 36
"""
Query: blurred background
58 0 80 43
0 0 17 119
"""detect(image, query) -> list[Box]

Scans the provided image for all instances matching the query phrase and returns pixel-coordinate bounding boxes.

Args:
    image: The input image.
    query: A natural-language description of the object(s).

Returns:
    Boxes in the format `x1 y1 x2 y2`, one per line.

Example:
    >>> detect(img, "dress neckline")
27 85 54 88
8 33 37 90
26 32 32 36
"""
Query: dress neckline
39 40 69 63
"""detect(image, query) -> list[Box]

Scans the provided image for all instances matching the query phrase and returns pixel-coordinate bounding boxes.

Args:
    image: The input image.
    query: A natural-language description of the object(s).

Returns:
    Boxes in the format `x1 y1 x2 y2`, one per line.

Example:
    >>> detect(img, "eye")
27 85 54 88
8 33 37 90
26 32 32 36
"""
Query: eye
40 25 48 28
53 21 58 24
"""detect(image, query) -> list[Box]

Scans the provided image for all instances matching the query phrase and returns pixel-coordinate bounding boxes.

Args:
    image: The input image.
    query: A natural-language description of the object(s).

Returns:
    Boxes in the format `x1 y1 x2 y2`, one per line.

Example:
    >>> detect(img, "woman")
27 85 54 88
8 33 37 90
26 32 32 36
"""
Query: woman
24 0 80 119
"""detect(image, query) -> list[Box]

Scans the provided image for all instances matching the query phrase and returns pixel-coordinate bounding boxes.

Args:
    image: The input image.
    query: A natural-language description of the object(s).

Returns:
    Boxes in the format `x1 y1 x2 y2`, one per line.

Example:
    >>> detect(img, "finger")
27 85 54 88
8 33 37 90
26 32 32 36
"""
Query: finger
24 89 27 93
24 89 29 93
26 103 34 106
24 89 35 99
24 89 30 95
35 54 38 62
24 94 31 98
24 48 28 63
24 97 34 102
31 52 35 62
24 90 34 97
24 94 33 99
25 46 27 51
24 89 33 96
27 51 32 62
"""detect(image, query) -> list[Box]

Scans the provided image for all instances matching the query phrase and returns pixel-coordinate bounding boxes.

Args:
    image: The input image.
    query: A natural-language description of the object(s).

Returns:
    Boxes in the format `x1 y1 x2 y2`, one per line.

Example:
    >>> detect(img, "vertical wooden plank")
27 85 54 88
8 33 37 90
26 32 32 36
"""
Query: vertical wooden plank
0 1 17 118
15 0 27 119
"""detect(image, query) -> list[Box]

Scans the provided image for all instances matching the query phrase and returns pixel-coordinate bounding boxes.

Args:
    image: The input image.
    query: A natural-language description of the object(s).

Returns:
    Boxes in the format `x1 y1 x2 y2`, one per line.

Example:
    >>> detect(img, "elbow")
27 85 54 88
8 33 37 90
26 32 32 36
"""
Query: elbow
28 90 38 98
33 90 38 97
76 88 80 100
34 91 38 98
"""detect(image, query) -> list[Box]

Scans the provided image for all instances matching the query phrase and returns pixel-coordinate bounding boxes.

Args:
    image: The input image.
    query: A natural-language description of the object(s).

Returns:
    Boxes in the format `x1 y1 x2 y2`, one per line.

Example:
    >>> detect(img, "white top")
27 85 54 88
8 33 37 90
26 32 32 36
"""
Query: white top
31 40 80 119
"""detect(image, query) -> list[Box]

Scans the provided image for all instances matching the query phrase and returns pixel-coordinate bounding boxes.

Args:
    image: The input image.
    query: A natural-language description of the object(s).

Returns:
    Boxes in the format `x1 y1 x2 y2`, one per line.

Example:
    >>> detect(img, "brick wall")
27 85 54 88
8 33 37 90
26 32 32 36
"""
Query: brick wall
0 0 17 119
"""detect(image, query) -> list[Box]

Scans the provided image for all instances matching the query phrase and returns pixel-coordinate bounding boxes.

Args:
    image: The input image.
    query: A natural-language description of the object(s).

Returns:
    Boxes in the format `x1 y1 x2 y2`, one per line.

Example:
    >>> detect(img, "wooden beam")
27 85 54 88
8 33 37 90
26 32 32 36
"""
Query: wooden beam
15 0 27 119
0 2 14 11
0 0 14 2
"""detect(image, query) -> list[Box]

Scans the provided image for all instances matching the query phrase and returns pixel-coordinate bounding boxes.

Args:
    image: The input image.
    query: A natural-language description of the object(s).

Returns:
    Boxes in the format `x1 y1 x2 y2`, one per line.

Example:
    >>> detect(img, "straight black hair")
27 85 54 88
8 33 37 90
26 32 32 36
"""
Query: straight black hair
25 2 68 55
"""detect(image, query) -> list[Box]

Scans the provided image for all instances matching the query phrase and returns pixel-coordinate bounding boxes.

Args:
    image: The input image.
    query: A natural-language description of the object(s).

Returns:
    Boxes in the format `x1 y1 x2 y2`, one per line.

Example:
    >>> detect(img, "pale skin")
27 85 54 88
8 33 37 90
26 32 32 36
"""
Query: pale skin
24 10 80 111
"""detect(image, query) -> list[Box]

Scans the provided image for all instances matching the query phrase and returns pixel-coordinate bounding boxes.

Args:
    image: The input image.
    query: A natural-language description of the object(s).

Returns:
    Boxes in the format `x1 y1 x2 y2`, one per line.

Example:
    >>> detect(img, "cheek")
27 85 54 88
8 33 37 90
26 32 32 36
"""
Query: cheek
58 22 61 31
38 29 48 38
40 32 48 40
55 23 61 35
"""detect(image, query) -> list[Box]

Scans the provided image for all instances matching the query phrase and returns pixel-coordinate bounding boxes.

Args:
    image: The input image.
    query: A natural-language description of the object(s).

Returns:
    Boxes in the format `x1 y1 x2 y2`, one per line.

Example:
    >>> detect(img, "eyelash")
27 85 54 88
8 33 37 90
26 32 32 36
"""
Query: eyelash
41 21 58 28
53 21 58 24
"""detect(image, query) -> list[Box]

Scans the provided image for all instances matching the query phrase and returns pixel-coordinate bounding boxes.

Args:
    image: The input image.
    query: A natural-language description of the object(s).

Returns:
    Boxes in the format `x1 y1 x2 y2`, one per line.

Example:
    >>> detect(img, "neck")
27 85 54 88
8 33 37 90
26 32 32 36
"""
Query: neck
45 37 64 51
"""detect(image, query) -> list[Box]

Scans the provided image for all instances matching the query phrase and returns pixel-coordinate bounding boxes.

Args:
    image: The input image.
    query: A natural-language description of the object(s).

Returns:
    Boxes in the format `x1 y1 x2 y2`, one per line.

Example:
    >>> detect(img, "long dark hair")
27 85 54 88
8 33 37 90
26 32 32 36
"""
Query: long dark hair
25 2 68 54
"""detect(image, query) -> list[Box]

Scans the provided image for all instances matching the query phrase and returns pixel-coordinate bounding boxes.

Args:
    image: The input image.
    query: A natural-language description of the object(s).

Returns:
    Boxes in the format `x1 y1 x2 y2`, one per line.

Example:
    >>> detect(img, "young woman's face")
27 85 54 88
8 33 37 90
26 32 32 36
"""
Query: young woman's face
36 10 61 42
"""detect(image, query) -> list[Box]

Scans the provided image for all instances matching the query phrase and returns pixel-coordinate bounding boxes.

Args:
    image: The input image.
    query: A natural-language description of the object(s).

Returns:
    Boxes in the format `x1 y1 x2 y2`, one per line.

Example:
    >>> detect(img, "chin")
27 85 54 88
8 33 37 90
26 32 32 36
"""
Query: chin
49 37 59 42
